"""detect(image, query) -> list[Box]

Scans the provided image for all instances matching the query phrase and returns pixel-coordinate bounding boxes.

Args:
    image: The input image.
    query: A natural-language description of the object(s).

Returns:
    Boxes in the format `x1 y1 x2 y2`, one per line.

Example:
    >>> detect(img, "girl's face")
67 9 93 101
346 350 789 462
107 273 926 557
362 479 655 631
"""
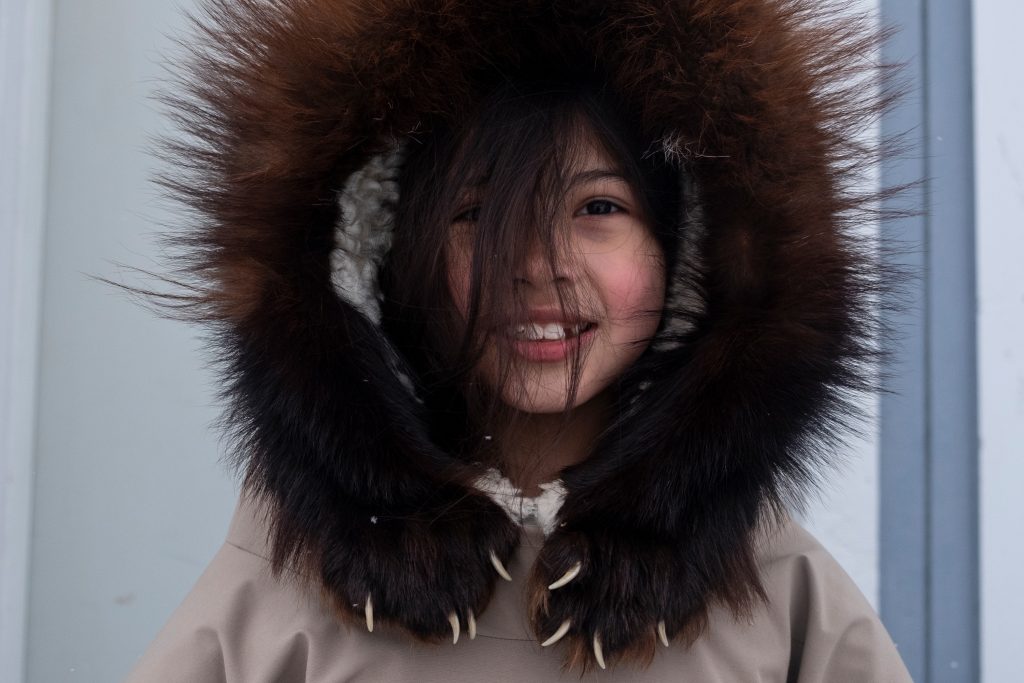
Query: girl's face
446 137 666 413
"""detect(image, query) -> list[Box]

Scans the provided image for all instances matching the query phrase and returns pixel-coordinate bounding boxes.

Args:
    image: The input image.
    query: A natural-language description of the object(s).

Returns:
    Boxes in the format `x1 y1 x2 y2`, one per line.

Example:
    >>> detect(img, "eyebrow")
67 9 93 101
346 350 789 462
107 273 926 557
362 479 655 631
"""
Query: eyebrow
567 168 630 188
461 168 629 192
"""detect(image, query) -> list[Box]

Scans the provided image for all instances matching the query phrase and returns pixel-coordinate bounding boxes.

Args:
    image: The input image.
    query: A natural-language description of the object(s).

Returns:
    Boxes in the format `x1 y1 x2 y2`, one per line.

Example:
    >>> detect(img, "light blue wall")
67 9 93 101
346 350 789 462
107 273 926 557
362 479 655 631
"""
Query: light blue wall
25 1 235 681
0 2 52 682
974 2 1024 681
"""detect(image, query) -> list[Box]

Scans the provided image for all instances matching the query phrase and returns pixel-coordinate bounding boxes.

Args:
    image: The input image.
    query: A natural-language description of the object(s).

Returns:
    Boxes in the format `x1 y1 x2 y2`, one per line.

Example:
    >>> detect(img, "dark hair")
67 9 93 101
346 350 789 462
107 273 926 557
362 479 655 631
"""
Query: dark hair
380 80 681 478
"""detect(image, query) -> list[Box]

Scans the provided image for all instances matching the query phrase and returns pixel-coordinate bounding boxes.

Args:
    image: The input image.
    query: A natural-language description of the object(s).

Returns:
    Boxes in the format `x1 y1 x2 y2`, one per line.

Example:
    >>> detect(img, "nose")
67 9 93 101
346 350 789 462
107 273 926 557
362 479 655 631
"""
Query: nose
514 236 572 287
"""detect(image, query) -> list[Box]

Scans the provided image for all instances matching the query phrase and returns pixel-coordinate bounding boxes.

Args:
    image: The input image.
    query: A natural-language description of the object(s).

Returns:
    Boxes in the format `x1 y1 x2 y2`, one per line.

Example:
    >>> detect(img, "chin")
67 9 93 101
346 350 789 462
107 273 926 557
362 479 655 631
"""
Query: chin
499 381 605 414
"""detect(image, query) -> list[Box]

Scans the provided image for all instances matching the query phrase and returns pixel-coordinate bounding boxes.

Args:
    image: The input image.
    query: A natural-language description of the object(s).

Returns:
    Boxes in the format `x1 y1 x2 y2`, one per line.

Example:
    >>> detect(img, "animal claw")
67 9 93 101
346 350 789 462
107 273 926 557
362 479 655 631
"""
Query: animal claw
489 549 512 581
540 619 571 647
657 620 669 647
468 611 477 640
593 633 606 669
547 561 581 590
365 594 373 633
449 611 460 644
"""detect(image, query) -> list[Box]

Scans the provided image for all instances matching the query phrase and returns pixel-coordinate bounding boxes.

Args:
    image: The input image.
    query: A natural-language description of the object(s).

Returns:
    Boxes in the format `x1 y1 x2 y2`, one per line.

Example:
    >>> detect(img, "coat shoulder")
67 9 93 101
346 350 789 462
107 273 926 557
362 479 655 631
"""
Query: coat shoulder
123 500 344 683
749 518 914 683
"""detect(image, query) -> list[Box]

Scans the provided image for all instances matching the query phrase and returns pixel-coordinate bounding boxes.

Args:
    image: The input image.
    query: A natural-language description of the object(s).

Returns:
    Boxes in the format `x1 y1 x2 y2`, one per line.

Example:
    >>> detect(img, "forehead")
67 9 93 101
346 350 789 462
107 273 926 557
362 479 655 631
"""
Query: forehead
567 144 633 191
570 136 624 176
459 127 628 194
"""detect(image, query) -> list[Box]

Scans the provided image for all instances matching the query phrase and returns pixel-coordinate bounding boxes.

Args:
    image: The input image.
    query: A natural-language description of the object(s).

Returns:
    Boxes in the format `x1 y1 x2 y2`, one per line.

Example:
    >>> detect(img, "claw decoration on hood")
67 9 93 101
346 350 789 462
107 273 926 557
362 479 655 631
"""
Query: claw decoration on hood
153 0 904 673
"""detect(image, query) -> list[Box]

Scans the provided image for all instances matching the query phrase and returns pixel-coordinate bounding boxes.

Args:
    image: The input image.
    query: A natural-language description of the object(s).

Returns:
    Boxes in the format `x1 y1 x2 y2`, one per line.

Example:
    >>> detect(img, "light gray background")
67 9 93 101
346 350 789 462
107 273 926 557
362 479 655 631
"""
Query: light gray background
0 0 1018 681
23 2 239 678
974 2 1024 681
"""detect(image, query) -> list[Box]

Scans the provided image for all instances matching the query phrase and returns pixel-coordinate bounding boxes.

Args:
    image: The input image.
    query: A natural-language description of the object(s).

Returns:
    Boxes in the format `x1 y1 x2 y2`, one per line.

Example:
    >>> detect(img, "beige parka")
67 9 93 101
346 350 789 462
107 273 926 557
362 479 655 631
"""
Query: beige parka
125 494 912 682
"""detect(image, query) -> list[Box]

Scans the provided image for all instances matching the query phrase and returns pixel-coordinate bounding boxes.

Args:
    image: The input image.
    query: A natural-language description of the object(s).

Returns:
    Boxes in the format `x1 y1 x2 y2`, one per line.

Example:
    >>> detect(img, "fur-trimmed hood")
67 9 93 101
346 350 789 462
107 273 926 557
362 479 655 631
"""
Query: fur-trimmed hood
154 0 899 673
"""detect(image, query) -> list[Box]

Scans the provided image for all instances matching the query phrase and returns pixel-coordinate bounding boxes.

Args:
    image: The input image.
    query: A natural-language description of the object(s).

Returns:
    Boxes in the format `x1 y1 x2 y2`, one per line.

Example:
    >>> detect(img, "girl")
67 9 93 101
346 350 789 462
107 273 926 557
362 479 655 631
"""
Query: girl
126 0 913 679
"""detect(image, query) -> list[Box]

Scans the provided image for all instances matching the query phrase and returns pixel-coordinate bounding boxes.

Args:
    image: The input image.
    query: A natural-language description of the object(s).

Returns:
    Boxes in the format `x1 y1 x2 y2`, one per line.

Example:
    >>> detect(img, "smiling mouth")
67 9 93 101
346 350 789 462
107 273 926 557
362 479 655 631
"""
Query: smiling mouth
508 322 596 341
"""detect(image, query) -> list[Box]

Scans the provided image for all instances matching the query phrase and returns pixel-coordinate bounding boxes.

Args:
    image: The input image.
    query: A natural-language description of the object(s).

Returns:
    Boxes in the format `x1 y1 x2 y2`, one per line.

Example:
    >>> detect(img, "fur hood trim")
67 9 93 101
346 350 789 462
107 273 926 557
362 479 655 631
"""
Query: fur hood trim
154 0 901 672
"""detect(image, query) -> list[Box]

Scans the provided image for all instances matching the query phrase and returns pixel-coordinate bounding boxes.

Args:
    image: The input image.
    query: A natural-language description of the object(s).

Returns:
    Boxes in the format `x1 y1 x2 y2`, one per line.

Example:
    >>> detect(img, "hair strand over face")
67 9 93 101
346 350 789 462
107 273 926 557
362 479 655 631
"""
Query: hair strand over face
381 82 680 476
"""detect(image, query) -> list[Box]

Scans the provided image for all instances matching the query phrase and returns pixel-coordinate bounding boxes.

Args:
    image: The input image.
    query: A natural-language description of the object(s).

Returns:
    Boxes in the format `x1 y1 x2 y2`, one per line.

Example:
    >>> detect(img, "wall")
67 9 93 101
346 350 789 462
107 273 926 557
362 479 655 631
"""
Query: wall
24 1 235 681
0 2 53 682
20 0 884 680
974 1 1024 680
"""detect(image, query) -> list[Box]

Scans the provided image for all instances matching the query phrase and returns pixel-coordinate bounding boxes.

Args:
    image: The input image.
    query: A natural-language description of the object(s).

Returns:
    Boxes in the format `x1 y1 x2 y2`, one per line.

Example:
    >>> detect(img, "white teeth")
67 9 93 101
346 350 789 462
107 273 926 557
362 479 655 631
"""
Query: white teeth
519 323 546 340
510 322 591 341
541 323 564 340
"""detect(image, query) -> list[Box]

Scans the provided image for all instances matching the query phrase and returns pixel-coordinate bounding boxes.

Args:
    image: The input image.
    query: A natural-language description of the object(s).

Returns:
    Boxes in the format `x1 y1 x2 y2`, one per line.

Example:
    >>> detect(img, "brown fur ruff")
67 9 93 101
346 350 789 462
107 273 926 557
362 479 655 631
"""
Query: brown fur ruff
149 0 907 673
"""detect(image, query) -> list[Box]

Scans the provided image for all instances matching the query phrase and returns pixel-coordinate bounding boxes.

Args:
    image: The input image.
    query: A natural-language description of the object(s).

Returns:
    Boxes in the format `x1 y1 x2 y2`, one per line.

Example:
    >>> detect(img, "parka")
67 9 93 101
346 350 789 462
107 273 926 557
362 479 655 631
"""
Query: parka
126 494 911 681
124 0 914 679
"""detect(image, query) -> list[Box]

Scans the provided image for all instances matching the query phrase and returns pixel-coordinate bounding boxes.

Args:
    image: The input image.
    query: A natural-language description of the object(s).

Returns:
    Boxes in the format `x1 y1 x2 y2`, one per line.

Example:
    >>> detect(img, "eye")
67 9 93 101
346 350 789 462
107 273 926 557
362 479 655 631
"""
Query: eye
577 199 623 216
453 205 481 223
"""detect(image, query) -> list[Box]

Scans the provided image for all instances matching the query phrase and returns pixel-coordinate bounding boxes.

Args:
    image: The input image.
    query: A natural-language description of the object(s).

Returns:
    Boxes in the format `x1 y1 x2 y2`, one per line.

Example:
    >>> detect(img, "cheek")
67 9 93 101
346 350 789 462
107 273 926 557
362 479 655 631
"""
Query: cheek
592 249 666 332
445 243 471 319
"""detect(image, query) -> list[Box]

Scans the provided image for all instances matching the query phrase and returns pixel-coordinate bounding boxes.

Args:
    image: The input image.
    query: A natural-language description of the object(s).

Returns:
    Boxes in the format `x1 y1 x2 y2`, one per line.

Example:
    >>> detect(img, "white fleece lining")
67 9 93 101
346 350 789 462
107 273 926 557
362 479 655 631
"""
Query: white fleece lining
472 467 567 537
330 141 405 325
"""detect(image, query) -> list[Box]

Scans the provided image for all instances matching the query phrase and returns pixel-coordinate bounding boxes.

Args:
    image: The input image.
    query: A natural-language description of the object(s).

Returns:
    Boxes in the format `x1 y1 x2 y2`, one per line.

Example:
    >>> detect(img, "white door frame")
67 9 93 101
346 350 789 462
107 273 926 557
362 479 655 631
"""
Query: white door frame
1 1 53 681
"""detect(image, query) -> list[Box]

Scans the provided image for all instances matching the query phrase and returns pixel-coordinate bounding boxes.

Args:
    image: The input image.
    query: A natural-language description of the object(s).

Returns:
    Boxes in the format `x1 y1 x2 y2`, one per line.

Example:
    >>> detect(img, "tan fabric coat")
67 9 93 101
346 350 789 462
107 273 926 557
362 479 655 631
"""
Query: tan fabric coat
125 498 912 682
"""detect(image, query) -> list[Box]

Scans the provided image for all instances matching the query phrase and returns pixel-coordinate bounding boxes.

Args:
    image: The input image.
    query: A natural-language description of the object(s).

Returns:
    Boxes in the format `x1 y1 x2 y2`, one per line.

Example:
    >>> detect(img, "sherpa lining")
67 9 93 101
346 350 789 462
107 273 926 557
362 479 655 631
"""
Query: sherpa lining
472 468 567 537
